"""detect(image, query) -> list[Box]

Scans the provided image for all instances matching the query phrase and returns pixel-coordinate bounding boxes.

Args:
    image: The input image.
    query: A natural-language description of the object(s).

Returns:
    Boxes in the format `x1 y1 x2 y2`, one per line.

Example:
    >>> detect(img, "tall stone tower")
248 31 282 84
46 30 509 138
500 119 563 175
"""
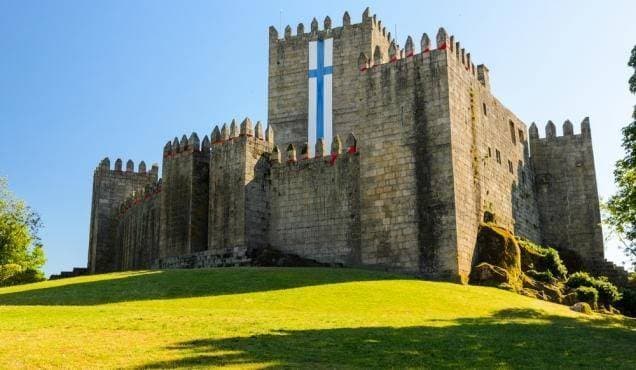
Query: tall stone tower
529 118 604 267
159 133 210 258
88 158 158 273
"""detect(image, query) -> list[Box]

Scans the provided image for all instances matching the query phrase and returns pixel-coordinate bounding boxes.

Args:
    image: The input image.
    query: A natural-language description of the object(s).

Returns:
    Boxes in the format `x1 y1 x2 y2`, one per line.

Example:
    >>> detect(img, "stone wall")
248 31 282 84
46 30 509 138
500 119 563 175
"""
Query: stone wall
88 158 158 273
355 45 458 277
160 133 210 258
116 188 161 270
444 32 541 280
268 141 360 265
530 119 604 265
152 249 251 269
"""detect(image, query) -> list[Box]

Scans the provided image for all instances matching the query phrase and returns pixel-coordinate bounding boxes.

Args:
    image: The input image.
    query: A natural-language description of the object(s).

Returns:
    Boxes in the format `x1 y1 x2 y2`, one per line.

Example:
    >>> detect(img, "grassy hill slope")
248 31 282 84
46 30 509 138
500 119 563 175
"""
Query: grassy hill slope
0 267 634 369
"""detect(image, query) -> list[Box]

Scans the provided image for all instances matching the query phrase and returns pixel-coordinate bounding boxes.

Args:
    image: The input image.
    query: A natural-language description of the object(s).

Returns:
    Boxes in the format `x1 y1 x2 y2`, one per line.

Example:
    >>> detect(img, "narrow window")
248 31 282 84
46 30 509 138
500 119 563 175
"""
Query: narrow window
495 149 501 164
518 129 524 143
508 160 514 174
509 120 516 144
482 103 487 116
488 147 492 158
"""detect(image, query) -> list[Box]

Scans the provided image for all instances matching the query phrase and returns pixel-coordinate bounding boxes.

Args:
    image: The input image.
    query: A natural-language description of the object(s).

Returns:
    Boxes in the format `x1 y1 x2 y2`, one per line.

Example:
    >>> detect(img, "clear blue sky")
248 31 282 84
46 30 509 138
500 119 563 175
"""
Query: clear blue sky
1 1 635 276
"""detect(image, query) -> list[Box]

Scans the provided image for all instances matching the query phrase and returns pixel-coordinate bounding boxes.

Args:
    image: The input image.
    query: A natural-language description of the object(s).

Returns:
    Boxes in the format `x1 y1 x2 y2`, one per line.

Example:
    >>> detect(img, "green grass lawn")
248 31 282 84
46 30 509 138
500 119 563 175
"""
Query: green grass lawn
0 267 634 369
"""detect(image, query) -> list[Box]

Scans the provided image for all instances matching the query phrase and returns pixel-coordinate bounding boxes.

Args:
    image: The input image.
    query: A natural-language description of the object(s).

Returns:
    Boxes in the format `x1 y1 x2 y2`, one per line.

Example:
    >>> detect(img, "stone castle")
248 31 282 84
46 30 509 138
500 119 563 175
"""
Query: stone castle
86 8 615 283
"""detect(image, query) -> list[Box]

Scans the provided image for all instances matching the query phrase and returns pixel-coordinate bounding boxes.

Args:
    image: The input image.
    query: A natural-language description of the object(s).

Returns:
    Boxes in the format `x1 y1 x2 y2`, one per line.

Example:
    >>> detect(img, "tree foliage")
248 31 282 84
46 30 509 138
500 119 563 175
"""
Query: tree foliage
606 45 636 268
0 177 46 286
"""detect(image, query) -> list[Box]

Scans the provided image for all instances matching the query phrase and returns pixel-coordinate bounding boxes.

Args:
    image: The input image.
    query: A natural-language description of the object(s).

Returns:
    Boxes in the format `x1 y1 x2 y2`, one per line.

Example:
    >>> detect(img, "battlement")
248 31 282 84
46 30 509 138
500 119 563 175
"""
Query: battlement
358 26 490 89
270 8 394 45
529 117 592 141
209 117 273 147
95 157 159 177
271 133 357 165
163 131 212 159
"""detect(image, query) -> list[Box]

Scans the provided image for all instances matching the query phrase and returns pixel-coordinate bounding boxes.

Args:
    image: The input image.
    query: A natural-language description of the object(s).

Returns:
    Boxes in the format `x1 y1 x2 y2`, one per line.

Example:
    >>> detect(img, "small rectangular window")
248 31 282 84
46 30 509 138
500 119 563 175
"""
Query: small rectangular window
509 120 516 144
488 147 492 157
483 103 487 116
518 129 524 143
495 149 501 164
508 160 514 174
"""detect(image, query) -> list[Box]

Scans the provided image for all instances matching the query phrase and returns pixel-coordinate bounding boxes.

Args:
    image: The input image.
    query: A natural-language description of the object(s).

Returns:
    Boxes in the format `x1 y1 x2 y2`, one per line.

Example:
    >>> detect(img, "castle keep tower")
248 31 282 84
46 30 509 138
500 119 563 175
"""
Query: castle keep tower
85 7 616 283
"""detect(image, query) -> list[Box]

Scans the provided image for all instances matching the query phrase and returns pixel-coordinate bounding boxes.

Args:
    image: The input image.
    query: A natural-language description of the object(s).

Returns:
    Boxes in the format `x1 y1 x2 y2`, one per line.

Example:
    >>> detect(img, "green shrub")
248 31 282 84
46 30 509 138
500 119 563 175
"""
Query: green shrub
616 287 636 317
574 286 599 308
0 264 44 287
566 272 622 307
526 269 556 284
0 264 24 286
518 239 568 278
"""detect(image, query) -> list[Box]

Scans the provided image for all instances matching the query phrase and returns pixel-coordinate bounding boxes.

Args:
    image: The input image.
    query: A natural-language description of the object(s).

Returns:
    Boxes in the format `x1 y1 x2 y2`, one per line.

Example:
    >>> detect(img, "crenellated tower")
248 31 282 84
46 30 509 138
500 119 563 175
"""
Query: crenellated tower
88 158 158 273
208 118 273 257
529 118 604 267
159 132 210 258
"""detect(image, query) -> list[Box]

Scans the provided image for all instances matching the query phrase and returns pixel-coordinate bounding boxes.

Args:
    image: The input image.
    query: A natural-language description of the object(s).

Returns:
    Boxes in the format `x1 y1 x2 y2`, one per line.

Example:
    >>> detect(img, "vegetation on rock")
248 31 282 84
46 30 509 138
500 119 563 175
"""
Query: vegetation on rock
471 224 628 315
518 239 568 279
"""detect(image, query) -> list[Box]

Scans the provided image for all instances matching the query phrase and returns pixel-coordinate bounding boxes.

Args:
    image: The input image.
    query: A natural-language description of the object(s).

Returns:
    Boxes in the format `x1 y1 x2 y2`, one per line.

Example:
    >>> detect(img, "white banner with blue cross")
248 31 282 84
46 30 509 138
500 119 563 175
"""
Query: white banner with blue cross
308 38 333 157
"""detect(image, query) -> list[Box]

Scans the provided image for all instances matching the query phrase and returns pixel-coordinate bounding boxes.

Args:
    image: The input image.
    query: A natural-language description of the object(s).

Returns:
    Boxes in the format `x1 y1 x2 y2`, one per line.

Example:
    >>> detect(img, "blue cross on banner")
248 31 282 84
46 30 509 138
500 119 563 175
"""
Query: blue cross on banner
308 38 333 156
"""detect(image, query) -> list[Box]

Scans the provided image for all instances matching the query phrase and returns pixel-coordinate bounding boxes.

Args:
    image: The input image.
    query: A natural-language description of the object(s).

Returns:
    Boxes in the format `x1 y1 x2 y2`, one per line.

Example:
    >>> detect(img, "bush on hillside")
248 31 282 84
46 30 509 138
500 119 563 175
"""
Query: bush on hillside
518 239 568 278
616 287 636 317
526 269 556 284
0 264 44 287
574 286 599 309
566 272 621 307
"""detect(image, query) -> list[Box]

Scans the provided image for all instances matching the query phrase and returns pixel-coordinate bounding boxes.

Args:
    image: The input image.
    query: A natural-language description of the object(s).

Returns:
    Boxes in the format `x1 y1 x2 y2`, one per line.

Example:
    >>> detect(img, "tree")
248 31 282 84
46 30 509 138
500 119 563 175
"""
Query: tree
0 177 46 286
606 45 636 269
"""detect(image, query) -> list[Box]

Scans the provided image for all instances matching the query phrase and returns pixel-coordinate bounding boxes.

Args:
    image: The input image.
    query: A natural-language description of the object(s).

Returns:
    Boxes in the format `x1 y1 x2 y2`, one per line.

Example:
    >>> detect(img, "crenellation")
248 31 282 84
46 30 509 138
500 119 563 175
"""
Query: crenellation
254 121 264 139
221 123 229 140
342 11 350 26
324 16 331 30
546 120 557 138
421 33 431 52
189 132 200 151
239 117 254 137
229 119 238 138
436 27 449 49
563 119 574 136
201 135 211 152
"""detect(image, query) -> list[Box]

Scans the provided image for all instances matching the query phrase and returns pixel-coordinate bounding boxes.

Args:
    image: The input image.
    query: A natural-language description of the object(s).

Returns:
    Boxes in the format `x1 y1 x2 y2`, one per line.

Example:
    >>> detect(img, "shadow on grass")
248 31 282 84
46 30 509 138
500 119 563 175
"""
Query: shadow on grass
0 267 407 306
138 308 636 369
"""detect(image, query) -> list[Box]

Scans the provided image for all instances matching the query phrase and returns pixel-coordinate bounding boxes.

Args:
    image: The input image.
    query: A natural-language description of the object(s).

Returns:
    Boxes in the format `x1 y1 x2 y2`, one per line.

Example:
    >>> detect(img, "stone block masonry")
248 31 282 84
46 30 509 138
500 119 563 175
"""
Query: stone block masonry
268 135 361 265
85 7 614 284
